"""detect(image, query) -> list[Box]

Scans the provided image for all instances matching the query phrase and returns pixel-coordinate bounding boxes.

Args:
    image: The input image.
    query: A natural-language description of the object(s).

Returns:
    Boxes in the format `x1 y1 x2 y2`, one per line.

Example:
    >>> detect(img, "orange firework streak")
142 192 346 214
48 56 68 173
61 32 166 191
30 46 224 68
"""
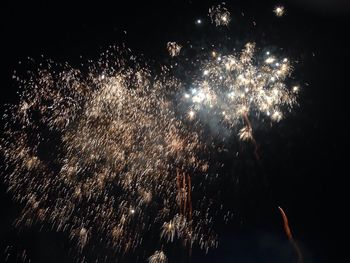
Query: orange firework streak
242 112 259 160
278 206 303 263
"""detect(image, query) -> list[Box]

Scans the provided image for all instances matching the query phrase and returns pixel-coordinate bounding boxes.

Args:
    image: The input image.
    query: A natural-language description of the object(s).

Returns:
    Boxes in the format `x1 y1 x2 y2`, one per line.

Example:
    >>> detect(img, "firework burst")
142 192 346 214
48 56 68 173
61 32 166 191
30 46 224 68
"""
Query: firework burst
167 42 182 57
274 5 285 17
209 3 231 26
0 48 218 261
182 42 298 140
148 250 167 263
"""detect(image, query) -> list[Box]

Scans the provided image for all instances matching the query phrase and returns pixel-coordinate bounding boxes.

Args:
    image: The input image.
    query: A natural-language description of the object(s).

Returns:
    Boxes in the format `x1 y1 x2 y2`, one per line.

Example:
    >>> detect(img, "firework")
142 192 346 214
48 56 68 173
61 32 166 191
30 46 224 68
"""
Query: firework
160 214 187 242
167 42 182 57
183 42 298 139
274 6 285 17
209 4 231 26
0 48 216 261
148 250 167 263
238 126 253 141
161 220 176 242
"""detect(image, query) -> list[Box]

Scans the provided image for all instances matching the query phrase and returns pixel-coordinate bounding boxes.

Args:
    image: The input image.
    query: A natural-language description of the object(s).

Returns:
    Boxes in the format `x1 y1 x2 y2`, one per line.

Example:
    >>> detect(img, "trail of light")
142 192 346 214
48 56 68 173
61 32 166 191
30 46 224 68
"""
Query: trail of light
278 206 303 263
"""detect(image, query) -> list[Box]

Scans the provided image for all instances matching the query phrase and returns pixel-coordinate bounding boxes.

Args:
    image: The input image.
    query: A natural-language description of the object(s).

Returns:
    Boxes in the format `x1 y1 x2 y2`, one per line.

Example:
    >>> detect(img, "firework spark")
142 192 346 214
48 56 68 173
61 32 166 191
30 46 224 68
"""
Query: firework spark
278 206 303 263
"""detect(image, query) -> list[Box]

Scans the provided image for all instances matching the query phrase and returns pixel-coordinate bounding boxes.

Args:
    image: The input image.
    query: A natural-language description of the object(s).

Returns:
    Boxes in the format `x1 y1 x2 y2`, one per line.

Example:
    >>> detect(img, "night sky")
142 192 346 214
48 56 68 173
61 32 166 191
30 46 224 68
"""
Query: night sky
1 0 349 262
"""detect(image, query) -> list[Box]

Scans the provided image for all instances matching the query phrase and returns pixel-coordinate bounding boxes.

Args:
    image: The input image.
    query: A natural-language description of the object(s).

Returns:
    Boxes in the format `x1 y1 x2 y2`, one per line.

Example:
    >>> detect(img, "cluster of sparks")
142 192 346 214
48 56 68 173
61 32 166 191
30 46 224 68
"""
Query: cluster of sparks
167 42 182 57
183 42 298 143
1 49 220 262
1 3 299 263
208 4 231 26
148 250 168 263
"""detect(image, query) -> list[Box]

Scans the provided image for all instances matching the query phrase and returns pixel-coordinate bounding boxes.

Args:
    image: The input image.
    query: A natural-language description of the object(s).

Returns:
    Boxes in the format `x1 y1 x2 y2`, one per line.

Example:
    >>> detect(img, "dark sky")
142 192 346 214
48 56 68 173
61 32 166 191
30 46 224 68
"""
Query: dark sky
1 0 349 262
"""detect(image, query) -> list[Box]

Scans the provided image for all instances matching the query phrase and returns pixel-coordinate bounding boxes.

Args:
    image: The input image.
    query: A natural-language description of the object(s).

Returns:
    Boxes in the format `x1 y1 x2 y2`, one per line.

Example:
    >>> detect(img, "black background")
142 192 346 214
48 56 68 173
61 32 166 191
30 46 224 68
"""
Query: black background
1 0 349 262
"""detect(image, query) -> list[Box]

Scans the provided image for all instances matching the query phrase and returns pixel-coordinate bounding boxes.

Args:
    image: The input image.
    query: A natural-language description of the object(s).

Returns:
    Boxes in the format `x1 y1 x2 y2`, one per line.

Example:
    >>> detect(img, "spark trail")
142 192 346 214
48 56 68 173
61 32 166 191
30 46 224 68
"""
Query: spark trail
278 206 303 263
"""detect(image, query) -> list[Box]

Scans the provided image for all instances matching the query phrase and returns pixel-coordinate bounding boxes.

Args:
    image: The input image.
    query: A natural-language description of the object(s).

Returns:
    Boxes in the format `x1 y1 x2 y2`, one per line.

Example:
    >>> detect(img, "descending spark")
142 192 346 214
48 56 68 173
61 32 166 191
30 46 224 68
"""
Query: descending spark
278 206 303 263
209 3 231 26
278 206 292 239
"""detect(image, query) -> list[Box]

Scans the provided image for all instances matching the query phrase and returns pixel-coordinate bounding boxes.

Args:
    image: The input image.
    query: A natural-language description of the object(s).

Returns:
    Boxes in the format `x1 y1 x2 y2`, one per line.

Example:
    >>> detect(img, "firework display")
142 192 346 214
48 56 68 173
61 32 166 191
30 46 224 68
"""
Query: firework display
1 3 300 262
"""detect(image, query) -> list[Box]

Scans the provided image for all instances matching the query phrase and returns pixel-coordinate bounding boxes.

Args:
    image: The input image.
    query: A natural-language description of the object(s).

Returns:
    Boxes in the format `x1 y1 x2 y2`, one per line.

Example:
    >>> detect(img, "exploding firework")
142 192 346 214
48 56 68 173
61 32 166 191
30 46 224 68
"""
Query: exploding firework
160 214 187 242
167 42 182 57
274 6 285 17
238 126 253 141
208 3 231 26
148 250 167 263
0 48 219 261
182 42 298 141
